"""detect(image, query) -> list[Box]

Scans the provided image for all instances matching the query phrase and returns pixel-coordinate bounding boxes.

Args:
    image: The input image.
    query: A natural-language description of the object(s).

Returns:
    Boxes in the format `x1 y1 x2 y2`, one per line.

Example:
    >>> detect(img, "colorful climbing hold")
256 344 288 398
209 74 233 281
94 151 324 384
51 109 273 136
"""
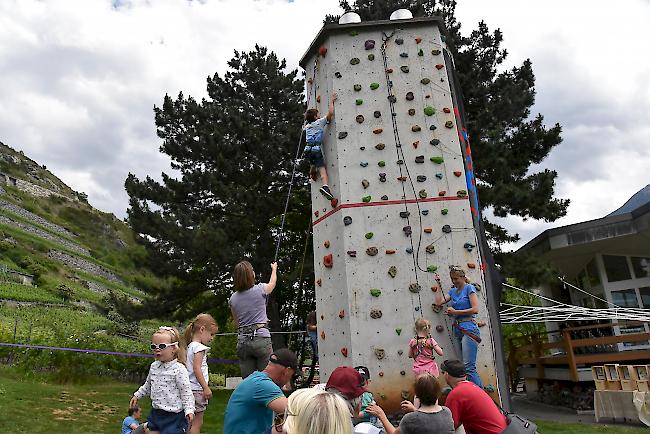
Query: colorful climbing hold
400 65 409 73
397 176 407 181
323 254 333 268
430 156 444 164
387 95 397 103
422 210 429 216
432 303 442 313
432 49 441 55
430 139 440 146
388 266 397 278
354 84 362 91
429 124 437 131
424 106 435 116
339 309 345 319
416 175 427 182
436 64 444 70
438 190 446 196
415 155 425 164
338 132 348 139
424 228 433 233
403 226 412 236
360 162 368 167
378 160 385 167
347 250 357 257
331 198 338 208
379 372 384 377
408 108 416 116
457 190 467 197
426 243 435 254
418 49 424 56
341 347 348 357
362 179 369 189
343 216 352 225
375 143 385 150
355 115 365 125
356 99 363 105
413 140 420 148
386 68 393 74
374 348 385 359
365 40 375 50
349 30 359 36
362 195 371 202
406 247 413 254
316 95 321 103
335 71 342 78
427 265 438 273
412 125 421 132
316 278 321 286
420 78 431 85
381 195 388 200
436 325 445 333
398 349 404 356
373 128 383 134
415 37 422 44
350 58 360 65
396 159 404 165
409 283 421 293
314 210 319 218
370 308 382 319
399 211 410 218
385 249 395 255
435 173 443 179
320 331 325 339
370 288 381 297
453 171 462 177
406 92 414 101
366 246 378 256
445 121 454 128
370 82 379 90
400 52 408 58
395 38 404 45
419 189 428 199
324 240 330 248
374 110 381 118
319 46 328 57
365 232 374 239
467 262 476 269
442 225 452 233
441 208 449 215
463 242 475 251
378 173 386 182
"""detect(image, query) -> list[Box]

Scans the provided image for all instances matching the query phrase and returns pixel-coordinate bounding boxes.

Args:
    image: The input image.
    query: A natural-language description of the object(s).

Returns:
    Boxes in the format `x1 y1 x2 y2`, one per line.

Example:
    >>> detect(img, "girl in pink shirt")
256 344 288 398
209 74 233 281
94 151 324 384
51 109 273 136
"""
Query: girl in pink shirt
409 318 444 377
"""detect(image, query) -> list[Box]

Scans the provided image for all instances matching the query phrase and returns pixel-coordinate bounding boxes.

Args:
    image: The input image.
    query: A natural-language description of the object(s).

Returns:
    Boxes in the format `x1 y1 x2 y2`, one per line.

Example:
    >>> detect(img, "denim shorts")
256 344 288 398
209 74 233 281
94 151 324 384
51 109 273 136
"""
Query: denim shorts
147 408 188 434
304 144 325 168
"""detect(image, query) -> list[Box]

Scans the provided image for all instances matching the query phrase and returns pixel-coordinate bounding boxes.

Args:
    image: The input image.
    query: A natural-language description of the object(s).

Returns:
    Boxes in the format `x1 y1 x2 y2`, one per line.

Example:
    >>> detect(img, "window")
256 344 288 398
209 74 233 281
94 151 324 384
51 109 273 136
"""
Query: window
632 257 650 279
586 258 601 286
611 289 638 307
639 287 650 308
603 255 632 282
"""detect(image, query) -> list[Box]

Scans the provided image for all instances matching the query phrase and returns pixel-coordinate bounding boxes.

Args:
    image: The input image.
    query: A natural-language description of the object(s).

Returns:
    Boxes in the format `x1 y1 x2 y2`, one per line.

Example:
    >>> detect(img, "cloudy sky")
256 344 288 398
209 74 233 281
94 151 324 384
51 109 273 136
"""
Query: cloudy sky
1 0 648 251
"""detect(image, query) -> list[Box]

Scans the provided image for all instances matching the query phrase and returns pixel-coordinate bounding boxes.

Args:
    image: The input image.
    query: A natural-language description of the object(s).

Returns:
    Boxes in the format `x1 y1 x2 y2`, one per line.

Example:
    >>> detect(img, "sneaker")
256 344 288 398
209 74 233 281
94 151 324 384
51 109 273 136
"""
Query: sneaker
319 185 334 200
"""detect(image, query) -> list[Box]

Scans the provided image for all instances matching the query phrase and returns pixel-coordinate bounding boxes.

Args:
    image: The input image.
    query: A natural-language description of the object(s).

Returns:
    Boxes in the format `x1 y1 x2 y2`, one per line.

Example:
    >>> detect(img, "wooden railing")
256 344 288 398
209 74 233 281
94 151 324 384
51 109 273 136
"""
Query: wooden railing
508 323 650 383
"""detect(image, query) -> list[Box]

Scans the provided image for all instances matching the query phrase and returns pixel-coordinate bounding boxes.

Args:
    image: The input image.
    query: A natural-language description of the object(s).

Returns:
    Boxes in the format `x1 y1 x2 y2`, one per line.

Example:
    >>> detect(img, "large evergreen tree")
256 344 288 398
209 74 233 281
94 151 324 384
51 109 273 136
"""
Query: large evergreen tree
124 46 315 343
334 0 569 250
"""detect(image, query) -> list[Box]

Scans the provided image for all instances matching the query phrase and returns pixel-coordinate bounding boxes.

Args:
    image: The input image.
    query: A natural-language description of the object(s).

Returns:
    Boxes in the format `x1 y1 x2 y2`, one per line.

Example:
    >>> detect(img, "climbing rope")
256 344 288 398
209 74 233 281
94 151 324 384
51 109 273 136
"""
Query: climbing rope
273 58 319 262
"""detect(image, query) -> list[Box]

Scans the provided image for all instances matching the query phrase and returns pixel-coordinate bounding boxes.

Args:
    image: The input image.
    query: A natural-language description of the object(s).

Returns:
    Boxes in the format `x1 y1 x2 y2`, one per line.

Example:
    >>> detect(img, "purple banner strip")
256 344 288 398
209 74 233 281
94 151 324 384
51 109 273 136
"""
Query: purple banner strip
0 342 239 365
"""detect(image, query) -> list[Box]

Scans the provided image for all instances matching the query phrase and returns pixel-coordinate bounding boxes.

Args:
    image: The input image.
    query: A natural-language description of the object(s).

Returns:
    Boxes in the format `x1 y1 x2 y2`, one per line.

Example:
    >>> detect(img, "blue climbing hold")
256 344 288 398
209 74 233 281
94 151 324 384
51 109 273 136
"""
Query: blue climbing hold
360 162 369 167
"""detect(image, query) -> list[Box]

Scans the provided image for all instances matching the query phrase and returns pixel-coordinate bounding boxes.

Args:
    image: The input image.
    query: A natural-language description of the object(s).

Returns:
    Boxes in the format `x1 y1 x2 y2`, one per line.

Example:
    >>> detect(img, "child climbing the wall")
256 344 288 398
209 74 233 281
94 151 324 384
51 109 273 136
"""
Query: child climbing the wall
184 314 218 434
303 92 337 200
409 318 444 377
130 326 194 434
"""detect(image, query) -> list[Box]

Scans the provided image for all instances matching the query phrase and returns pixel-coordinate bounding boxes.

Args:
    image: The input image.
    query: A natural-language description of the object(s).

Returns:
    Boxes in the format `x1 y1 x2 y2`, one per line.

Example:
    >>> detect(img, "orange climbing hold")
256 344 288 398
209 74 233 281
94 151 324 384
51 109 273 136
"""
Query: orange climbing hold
454 171 462 177
385 249 396 255
316 95 321 103
397 176 407 181
331 198 338 208
323 254 333 268
443 107 451 113
386 68 393 73
324 240 330 248
431 286 438 292
467 262 477 269
413 140 419 149
424 228 433 233
438 191 446 196
373 128 383 134
339 309 345 319
415 37 422 44
436 64 444 70
319 46 328 57
320 331 325 339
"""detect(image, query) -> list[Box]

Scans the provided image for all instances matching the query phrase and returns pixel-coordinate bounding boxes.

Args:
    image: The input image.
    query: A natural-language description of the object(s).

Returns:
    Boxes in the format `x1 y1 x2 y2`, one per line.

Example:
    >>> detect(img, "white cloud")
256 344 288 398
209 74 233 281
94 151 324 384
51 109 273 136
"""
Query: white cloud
0 0 649 253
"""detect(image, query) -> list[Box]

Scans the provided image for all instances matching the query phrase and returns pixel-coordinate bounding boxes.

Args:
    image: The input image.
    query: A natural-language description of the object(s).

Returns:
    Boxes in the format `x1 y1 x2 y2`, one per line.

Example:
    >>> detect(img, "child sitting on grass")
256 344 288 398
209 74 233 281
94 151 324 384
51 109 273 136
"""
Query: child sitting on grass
130 326 194 434
303 92 337 200
122 405 146 434
184 313 218 434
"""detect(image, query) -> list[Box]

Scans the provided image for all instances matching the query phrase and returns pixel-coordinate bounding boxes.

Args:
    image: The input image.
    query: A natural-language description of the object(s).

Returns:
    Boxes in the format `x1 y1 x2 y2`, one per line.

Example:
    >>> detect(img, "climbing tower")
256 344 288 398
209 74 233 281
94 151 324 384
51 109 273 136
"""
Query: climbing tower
300 15 503 410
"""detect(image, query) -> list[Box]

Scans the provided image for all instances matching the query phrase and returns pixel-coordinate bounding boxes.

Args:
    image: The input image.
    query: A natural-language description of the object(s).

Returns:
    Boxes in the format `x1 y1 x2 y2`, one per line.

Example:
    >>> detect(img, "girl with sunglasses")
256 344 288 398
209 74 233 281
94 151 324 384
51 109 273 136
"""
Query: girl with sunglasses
130 327 195 434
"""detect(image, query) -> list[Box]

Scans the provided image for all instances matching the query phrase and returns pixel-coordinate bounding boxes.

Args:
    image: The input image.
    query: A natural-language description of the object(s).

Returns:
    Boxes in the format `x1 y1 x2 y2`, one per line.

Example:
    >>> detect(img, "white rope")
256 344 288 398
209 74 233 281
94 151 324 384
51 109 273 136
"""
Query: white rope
557 276 621 309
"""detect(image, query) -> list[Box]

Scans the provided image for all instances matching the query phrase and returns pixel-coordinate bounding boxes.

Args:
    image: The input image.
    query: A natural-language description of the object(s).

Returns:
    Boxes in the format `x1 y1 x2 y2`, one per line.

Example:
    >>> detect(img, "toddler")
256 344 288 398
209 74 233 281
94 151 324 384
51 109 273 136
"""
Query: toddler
408 318 444 377
130 326 194 434
355 366 384 432
184 313 218 434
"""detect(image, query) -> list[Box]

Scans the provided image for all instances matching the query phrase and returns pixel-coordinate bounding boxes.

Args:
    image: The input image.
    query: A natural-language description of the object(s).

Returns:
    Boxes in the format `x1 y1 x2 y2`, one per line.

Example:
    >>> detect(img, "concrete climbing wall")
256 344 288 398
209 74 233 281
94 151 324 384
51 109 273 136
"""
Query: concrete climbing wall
300 17 500 410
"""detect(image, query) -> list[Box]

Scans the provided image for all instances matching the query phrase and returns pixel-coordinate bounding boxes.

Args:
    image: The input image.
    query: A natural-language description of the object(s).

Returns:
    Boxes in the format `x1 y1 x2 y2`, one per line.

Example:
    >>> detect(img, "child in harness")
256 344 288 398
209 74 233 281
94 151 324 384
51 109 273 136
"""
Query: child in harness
303 92 337 200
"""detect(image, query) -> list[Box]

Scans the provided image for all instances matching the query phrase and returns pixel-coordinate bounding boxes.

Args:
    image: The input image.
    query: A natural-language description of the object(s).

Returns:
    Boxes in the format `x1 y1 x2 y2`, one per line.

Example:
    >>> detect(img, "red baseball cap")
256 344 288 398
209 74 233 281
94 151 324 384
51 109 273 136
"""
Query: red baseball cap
326 366 365 399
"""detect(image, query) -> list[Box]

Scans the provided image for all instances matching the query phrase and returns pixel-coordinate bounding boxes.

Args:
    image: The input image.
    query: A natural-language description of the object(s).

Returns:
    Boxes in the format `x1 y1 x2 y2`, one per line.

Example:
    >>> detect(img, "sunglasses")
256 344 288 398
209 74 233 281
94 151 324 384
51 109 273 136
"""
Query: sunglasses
150 342 178 350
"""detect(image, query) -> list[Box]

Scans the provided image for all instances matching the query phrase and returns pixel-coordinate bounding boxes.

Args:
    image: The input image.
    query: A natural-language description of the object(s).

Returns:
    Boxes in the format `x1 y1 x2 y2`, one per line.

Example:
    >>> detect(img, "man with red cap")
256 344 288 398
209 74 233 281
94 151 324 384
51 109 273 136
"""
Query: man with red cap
325 366 367 416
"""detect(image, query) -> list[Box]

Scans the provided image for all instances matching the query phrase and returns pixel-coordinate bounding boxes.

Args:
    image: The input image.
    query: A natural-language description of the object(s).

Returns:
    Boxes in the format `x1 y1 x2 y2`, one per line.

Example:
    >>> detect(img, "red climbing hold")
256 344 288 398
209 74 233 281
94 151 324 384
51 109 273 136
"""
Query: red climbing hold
431 286 438 292
314 210 319 217
323 254 333 268
324 240 330 248
385 249 396 255
438 191 446 196
316 279 322 287
467 262 476 269
435 64 444 70
379 371 384 377
443 107 451 113
331 198 339 208
386 68 393 73
320 331 325 339
373 128 383 134
453 171 462 177
319 46 328 57
413 140 419 149
415 37 422 44
339 309 345 319
341 347 348 357
424 228 433 233
397 176 407 182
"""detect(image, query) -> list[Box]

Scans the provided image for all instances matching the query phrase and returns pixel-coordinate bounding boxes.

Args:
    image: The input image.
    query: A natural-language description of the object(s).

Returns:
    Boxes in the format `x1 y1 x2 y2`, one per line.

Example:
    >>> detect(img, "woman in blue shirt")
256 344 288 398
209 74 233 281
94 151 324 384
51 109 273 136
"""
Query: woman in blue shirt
433 267 483 387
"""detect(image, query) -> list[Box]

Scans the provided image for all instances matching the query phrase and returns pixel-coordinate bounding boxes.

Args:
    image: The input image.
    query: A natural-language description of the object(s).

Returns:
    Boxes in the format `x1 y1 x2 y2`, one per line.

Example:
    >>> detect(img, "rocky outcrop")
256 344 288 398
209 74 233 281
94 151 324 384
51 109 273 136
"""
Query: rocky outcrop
0 214 89 255
48 250 124 285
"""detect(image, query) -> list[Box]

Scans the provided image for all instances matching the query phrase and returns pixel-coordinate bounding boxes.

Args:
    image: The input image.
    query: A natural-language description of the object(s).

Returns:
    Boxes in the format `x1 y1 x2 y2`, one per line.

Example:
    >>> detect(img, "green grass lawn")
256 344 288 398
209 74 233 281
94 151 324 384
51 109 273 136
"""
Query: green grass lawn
0 367 647 434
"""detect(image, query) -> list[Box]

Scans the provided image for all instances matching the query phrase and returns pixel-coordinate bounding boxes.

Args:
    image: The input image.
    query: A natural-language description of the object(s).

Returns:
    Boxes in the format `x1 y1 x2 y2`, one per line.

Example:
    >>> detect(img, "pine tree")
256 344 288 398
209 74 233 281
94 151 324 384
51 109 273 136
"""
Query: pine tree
124 46 315 342
334 0 569 250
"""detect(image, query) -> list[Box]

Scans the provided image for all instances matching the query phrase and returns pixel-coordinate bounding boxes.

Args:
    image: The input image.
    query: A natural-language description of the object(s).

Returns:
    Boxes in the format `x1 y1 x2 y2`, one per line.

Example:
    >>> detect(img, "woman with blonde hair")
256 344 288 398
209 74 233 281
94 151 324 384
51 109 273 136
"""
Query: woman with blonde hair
279 388 353 434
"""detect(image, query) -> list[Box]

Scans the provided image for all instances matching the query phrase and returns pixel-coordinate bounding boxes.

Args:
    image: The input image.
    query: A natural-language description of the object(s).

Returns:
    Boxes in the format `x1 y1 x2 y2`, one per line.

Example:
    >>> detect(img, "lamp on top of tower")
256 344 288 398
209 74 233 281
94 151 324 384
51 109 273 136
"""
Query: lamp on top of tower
389 9 413 20
339 11 362 24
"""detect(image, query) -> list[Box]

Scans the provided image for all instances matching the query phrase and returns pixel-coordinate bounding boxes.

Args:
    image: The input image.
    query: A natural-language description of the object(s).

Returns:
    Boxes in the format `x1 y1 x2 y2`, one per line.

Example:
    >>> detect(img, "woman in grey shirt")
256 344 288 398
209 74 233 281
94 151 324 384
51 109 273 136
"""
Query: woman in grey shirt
229 261 277 378
367 373 454 434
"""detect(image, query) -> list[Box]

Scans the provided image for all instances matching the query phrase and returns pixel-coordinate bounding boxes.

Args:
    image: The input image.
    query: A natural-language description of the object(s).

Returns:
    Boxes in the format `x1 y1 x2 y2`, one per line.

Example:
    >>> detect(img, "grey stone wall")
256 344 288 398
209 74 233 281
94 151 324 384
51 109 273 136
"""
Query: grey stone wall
48 250 124 285
0 199 75 238
0 214 89 255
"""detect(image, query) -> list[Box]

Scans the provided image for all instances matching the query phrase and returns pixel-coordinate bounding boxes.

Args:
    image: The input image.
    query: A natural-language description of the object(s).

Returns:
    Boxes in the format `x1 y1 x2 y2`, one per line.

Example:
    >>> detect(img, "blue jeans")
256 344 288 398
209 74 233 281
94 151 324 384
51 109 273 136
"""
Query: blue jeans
455 332 483 388
308 331 319 361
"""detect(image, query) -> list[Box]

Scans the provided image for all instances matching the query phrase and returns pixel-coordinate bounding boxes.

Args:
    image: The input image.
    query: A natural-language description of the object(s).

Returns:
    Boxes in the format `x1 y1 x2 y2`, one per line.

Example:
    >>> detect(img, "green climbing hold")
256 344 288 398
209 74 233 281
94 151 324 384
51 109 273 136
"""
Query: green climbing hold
427 265 438 273
370 288 381 297
350 58 360 65
350 31 359 36
424 106 435 116
378 160 385 167
356 99 363 105
365 232 374 239
388 265 397 278
370 83 379 90
368 53 375 61
395 328 402 336
354 84 362 91
420 78 431 85
441 208 449 215
418 49 424 56
362 195 371 202
430 156 444 164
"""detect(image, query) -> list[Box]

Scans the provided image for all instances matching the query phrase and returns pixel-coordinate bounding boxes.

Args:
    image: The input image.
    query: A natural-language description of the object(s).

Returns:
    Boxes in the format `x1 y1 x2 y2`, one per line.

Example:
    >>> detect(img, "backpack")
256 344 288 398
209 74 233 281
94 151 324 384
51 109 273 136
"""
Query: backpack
500 412 538 434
